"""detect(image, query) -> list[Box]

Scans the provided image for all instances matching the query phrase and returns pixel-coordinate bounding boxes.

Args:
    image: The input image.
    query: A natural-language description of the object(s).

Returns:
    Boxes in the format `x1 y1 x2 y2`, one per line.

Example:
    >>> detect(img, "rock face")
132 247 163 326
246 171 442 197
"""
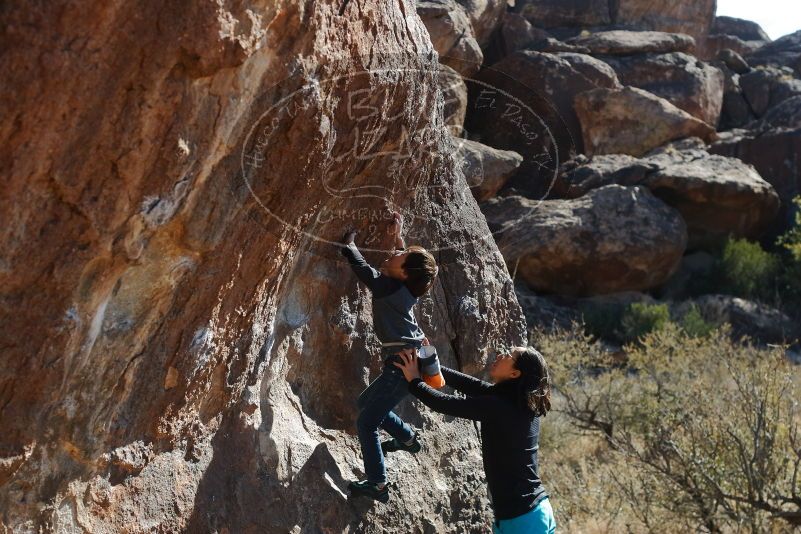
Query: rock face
455 139 524 201
681 295 800 343
512 0 612 28
481 186 688 296
603 52 724 125
418 0 483 76
468 50 620 195
615 0 716 48
574 86 717 157
0 2 527 532
712 127 801 236
739 66 801 117
455 0 507 47
558 142 780 247
748 30 801 76
568 30 696 56
511 0 716 47
643 150 779 246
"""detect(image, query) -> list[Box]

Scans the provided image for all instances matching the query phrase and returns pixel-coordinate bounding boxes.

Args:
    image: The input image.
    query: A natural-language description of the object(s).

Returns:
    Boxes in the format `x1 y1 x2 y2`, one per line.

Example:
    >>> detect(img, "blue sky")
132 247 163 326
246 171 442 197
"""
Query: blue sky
717 0 801 40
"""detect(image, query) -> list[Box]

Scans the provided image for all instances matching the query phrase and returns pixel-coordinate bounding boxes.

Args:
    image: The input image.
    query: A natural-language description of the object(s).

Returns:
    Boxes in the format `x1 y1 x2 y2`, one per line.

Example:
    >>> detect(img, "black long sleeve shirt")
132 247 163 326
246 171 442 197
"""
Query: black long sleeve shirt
408 366 548 520
340 242 425 352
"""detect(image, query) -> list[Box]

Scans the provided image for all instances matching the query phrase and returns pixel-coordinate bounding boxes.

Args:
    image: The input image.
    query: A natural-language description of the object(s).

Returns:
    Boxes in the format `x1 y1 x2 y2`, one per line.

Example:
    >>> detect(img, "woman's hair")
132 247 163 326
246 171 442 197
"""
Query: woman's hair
402 246 438 297
512 347 552 417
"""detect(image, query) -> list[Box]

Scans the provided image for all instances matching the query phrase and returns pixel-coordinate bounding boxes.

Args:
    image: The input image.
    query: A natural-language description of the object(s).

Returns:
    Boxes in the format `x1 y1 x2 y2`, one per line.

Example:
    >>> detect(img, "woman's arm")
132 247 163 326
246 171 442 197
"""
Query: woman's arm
440 366 493 396
408 379 499 421
394 351 499 420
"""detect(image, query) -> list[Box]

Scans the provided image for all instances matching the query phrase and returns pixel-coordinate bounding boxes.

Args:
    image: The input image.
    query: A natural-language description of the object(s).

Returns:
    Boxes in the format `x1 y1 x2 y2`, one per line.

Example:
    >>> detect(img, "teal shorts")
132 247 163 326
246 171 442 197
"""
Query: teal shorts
492 498 556 534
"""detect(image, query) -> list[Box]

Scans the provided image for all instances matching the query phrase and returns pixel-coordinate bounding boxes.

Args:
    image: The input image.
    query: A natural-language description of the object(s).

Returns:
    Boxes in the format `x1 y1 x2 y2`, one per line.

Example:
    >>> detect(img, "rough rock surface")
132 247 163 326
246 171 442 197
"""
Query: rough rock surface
455 139 524 201
747 30 801 76
739 66 801 117
512 0 612 28
679 295 800 343
511 0 715 48
615 0 717 48
568 31 696 56
0 2 528 532
468 50 620 195
439 64 469 133
713 16 771 43
643 149 779 246
418 0 484 76
481 186 688 296
455 0 507 47
712 127 801 236
558 142 780 246
704 16 771 59
602 52 724 125
484 12 551 64
574 86 717 157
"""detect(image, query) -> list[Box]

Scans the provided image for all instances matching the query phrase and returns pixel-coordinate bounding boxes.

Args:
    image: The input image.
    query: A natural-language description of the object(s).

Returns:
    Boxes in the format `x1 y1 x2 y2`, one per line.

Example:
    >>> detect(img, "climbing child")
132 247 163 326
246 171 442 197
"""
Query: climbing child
340 212 440 502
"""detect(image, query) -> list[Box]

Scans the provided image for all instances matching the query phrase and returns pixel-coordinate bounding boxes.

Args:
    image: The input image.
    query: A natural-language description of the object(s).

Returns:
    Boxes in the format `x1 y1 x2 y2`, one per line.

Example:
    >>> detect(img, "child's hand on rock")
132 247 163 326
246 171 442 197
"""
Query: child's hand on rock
394 349 421 382
388 211 403 238
342 229 357 245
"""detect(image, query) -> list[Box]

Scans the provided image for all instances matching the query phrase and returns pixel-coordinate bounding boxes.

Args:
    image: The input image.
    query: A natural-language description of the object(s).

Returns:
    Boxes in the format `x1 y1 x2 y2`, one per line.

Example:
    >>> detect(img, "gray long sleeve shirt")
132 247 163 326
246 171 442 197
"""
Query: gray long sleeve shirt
340 242 425 354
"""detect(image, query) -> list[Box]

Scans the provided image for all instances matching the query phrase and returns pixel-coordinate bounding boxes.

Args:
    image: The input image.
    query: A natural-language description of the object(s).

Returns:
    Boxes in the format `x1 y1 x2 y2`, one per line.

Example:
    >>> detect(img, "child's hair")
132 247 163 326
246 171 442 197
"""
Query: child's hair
513 347 551 417
402 246 438 297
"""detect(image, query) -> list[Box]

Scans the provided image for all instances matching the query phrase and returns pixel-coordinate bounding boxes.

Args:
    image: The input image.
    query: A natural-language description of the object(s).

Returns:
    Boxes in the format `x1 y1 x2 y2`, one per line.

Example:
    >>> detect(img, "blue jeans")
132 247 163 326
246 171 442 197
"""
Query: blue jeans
493 498 556 534
356 363 415 484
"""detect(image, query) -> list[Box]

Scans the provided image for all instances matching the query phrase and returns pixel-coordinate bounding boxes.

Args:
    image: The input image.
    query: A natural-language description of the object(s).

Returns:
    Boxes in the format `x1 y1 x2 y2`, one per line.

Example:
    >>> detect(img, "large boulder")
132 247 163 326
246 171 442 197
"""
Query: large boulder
417 0 483 76
704 16 771 59
568 30 696 55
719 68 756 130
615 0 716 49
485 12 551 63
0 2 528 532
455 0 507 47
739 66 801 117
481 186 688 295
679 295 800 344
467 50 620 194
748 30 801 76
713 16 771 43
643 148 780 247
556 153 657 197
603 52 724 125
454 138 524 200
558 141 780 246
574 86 717 157
439 64 468 133
511 0 716 49
712 127 801 236
512 0 612 28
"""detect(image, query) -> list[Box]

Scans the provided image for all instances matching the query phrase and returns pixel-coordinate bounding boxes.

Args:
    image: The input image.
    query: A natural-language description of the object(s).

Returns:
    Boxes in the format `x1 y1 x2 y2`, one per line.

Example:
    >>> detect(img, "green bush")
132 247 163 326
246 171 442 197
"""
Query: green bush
535 325 801 533
579 301 625 341
718 237 781 303
777 196 801 309
678 304 716 338
620 302 670 342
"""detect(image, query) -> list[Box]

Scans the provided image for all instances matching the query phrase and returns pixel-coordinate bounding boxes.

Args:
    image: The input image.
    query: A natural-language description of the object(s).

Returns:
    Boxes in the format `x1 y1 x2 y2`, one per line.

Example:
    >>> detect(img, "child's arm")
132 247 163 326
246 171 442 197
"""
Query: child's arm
440 367 494 396
340 231 397 297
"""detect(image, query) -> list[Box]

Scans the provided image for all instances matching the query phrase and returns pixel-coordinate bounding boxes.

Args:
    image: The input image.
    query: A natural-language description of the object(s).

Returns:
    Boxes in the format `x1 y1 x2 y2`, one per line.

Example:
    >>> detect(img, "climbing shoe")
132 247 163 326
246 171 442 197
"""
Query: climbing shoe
348 480 391 503
381 431 422 455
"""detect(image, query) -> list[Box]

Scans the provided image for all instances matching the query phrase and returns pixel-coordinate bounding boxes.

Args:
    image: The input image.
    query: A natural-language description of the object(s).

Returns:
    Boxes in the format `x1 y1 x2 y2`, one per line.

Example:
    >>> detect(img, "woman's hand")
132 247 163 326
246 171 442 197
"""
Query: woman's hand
393 348 421 382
